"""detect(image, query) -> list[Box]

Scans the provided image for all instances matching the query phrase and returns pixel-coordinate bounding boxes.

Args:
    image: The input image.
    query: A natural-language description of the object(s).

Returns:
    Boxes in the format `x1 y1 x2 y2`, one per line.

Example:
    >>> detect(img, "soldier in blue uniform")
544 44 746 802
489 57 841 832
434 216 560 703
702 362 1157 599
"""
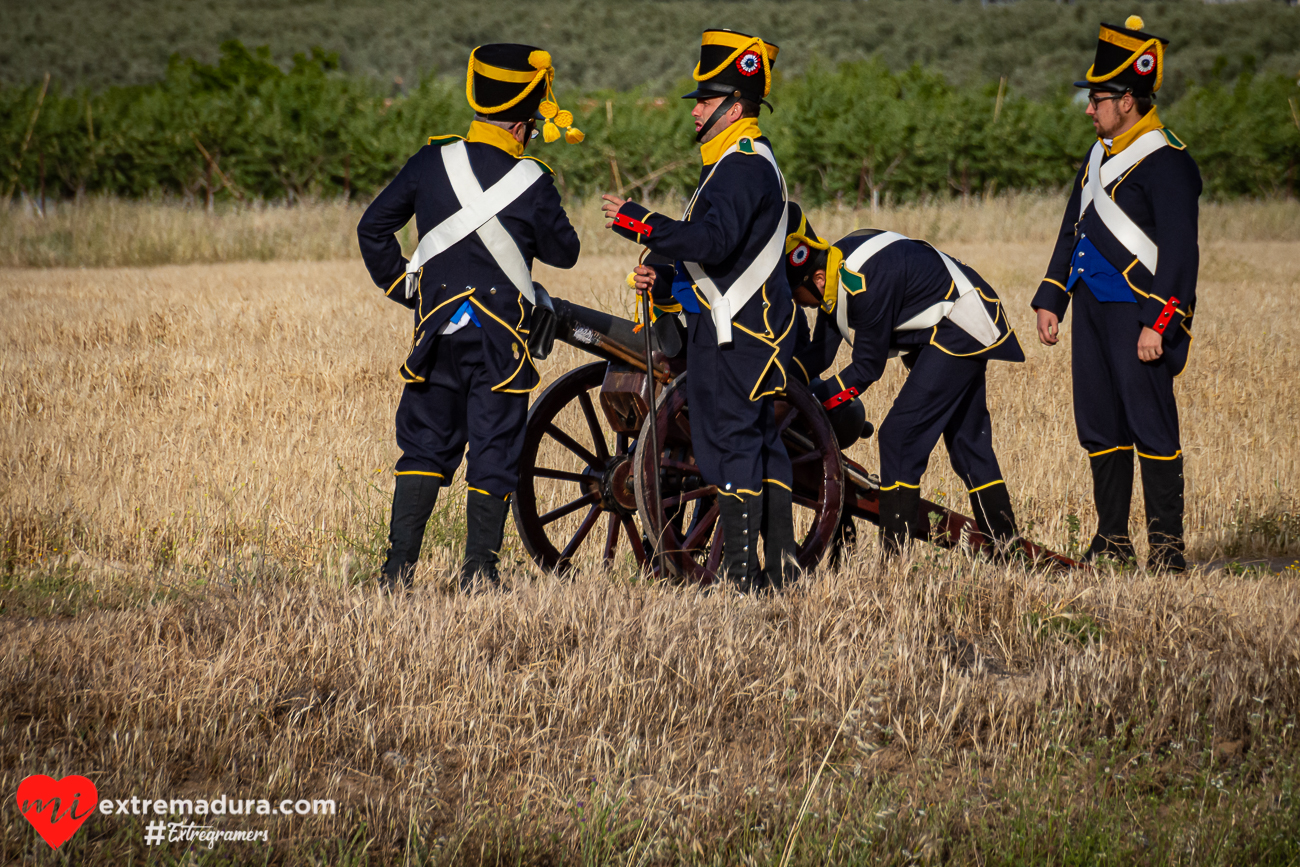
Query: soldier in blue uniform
357 44 582 591
601 30 796 591
1032 16 1201 572
782 204 1027 555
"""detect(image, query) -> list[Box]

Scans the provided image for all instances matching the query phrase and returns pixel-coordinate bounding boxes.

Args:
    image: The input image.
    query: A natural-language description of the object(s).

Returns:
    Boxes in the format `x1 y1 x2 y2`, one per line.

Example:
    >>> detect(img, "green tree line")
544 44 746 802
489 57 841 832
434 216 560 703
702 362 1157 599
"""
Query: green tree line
3 41 1298 208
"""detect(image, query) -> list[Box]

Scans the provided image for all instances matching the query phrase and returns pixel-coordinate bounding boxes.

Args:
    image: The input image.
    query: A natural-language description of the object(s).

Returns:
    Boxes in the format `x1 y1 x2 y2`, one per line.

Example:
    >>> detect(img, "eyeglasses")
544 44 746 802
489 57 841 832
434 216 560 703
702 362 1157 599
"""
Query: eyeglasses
1088 93 1126 109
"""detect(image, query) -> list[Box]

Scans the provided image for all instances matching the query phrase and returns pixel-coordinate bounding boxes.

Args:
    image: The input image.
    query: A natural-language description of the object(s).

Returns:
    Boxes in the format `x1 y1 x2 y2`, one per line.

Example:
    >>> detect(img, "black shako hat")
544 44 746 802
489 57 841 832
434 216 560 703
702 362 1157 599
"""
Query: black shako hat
784 202 830 294
466 43 584 141
1075 15 1169 97
681 29 780 106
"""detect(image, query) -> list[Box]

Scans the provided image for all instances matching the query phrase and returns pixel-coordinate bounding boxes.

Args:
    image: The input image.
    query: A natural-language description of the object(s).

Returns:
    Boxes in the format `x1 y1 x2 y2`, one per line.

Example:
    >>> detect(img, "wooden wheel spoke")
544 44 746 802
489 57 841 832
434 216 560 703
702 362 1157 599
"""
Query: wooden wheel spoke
659 457 702 476
541 491 601 525
546 424 603 470
793 493 822 511
681 503 719 552
621 516 648 563
577 391 611 462
534 466 598 484
561 504 604 559
662 486 716 510
790 451 822 465
602 512 620 563
704 525 724 575
777 406 801 435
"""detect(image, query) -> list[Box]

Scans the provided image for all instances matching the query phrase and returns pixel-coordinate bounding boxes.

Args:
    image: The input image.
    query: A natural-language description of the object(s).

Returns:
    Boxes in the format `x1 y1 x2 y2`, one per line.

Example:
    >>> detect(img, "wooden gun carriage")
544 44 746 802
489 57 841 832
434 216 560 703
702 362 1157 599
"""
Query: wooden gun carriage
512 298 1077 580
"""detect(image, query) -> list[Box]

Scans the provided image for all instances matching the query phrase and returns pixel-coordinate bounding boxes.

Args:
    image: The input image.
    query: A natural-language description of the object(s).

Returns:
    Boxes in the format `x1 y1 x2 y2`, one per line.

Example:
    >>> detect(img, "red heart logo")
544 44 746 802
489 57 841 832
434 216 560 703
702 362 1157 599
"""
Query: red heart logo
16 775 98 849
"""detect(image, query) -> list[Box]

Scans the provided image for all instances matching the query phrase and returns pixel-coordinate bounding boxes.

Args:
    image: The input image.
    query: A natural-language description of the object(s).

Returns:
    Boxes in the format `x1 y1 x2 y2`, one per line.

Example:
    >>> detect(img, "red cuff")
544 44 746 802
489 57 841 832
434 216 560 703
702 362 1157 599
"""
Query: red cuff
613 212 653 236
1152 296 1180 335
822 387 859 410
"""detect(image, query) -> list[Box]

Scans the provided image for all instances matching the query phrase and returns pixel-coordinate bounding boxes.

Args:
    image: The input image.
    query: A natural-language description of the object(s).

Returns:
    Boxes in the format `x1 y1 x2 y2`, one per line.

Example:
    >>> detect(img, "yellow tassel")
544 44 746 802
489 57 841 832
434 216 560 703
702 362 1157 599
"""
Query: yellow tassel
625 271 638 289
565 127 585 144
539 100 558 120
528 50 552 70
542 121 560 143
555 109 573 127
1125 14 1144 30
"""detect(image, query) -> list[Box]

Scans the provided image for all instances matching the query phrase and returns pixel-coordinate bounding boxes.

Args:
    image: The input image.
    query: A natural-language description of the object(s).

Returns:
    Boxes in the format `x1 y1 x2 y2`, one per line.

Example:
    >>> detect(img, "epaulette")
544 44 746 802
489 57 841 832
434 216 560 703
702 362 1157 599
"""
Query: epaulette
737 138 757 155
428 134 466 147
522 155 555 175
1160 128 1187 150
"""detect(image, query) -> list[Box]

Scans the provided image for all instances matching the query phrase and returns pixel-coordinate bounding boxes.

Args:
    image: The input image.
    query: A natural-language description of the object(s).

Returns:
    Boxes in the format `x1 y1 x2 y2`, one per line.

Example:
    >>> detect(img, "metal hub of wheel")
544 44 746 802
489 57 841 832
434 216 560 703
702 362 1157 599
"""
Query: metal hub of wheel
601 453 638 516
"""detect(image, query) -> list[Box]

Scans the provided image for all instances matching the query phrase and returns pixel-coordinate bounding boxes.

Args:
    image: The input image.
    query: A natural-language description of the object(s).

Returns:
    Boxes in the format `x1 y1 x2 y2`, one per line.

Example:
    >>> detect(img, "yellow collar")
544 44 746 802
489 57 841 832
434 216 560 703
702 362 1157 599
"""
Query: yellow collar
467 120 524 157
700 117 762 166
1103 108 1164 157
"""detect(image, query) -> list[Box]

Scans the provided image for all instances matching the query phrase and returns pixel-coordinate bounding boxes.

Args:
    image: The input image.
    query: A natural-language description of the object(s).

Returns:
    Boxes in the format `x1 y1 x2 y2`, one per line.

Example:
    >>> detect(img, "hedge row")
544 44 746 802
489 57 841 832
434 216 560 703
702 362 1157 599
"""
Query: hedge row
2 41 1297 207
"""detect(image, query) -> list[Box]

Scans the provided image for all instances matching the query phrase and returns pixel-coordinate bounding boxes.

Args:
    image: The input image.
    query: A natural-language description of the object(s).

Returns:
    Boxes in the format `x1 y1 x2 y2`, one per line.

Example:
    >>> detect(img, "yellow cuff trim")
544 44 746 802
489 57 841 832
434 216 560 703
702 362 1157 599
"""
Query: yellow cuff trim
967 480 1005 494
1041 277 1067 292
763 479 792 491
395 471 444 478
881 481 920 491
1088 445 1135 457
386 274 406 296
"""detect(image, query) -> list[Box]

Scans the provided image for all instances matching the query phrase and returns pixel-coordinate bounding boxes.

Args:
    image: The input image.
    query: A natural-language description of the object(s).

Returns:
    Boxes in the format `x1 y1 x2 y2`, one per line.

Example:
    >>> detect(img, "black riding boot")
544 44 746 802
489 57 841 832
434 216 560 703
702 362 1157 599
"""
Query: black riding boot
878 486 923 557
380 475 441 592
1140 454 1187 573
460 489 510 593
1084 450 1136 564
761 483 800 590
969 483 1020 555
717 493 761 591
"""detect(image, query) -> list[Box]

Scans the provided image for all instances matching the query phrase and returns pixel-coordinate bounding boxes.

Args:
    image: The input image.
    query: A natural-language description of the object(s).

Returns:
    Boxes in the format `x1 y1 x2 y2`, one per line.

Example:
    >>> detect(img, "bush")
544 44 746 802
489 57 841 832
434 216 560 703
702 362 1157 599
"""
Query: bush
3 42 1298 206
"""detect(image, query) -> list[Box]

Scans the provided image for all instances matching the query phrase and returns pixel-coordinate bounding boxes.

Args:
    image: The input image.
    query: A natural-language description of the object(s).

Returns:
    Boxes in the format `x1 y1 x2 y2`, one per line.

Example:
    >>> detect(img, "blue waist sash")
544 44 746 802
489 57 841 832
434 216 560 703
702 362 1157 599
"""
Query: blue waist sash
1066 237 1135 303
671 262 702 314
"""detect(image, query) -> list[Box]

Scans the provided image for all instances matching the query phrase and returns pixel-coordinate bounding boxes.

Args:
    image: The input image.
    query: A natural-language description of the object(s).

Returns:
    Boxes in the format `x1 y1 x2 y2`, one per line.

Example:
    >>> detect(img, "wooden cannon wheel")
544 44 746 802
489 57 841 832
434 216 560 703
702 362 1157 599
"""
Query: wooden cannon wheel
632 374 846 583
512 362 651 575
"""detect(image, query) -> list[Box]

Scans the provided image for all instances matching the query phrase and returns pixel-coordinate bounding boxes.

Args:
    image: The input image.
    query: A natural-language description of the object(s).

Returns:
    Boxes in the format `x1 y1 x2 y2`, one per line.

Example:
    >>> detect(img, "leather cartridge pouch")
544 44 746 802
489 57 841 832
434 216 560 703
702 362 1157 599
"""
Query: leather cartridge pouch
527 282 558 360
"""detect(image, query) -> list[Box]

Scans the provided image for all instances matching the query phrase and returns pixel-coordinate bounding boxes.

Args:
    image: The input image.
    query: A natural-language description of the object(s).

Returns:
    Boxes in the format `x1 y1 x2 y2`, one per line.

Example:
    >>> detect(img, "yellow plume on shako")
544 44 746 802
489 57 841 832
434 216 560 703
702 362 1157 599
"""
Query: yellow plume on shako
465 43 584 145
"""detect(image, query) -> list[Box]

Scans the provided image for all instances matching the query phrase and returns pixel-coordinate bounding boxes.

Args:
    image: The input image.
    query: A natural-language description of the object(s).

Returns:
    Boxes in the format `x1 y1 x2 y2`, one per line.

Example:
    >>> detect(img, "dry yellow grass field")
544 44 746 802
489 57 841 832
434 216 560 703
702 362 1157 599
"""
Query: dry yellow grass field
2 198 1299 864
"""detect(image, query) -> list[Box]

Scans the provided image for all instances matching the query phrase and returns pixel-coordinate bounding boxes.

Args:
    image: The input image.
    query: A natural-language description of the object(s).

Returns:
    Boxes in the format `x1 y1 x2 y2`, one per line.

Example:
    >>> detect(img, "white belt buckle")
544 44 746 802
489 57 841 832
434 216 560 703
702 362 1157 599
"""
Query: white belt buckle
405 270 419 299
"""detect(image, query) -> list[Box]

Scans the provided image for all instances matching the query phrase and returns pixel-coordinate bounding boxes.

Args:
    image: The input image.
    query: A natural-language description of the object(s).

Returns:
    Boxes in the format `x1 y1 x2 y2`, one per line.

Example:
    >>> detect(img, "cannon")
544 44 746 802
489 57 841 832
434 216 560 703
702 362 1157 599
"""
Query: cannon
511 298 1080 580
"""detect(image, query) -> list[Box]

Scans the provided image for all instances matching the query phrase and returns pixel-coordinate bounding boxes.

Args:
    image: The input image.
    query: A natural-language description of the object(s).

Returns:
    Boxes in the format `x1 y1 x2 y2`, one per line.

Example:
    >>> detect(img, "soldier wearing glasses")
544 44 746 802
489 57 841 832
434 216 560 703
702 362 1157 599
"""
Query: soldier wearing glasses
1032 16 1201 572
358 44 583 592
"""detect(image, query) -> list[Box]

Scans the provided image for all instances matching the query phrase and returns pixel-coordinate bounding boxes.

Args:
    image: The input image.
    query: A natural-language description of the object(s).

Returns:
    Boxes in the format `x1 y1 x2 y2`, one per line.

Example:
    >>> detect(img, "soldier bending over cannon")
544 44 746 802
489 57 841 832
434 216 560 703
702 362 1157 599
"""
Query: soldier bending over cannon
783 205 1027 556
357 43 582 592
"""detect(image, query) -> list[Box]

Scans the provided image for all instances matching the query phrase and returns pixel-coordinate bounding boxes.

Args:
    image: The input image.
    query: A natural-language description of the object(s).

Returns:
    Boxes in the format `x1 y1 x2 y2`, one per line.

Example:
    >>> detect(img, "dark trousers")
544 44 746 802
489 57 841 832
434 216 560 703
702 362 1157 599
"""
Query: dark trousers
1071 282 1181 459
685 307 794 498
394 327 528 498
877 346 1005 492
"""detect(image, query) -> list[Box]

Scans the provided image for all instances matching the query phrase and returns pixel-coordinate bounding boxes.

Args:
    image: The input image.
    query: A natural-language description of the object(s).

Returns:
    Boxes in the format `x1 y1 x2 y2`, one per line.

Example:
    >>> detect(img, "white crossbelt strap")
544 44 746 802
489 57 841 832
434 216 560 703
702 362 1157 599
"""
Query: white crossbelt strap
404 140 543 303
836 232 1000 348
836 231 908 342
1080 130 1167 274
682 139 788 346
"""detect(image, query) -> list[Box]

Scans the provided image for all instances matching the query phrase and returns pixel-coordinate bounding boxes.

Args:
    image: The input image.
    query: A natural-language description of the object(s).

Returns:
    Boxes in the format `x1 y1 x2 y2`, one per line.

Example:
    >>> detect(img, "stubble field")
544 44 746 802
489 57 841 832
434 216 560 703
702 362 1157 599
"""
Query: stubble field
2 197 1299 864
